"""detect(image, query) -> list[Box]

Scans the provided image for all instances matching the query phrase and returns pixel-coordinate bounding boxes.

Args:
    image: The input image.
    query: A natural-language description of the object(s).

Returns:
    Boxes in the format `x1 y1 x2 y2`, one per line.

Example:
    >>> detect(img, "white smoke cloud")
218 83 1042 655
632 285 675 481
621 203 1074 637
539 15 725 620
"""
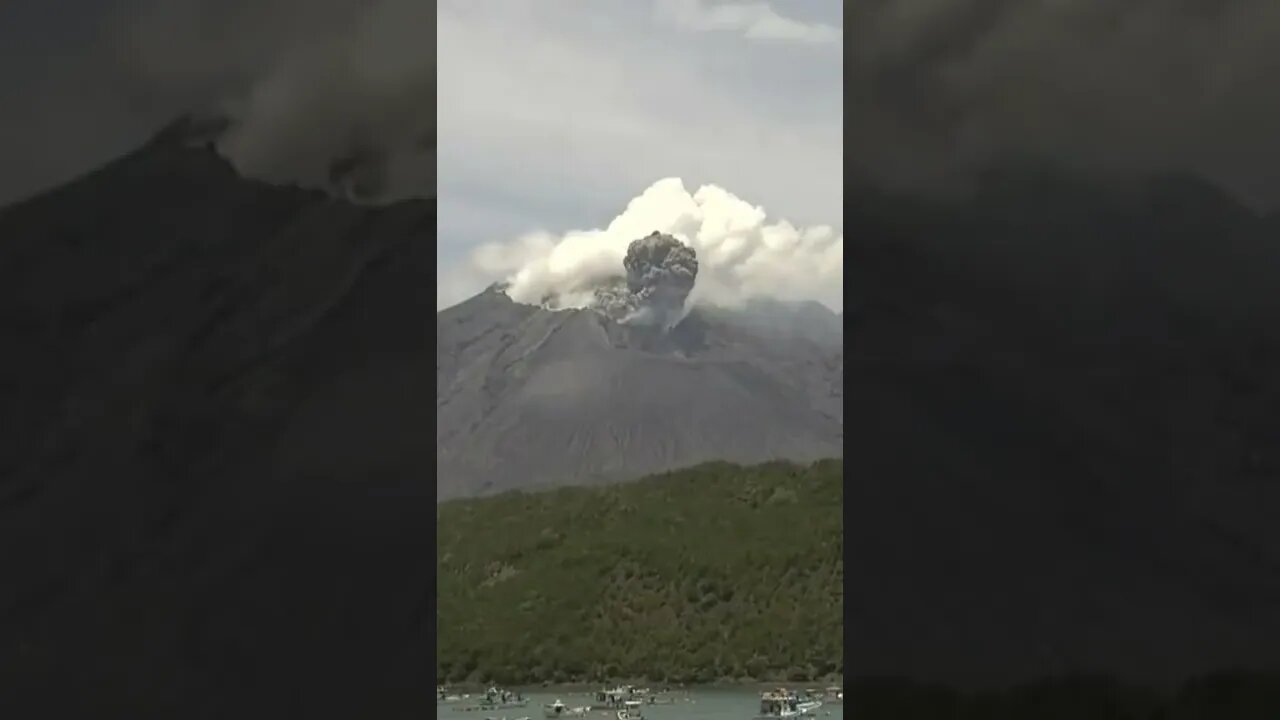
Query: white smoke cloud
115 0 437 200
468 177 843 312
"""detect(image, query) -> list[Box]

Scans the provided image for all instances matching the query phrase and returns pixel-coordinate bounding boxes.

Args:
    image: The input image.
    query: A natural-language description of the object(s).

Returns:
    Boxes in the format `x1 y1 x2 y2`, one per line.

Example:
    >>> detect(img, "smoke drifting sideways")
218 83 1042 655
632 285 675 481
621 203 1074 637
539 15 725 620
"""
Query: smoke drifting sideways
469 178 843 319
110 0 437 202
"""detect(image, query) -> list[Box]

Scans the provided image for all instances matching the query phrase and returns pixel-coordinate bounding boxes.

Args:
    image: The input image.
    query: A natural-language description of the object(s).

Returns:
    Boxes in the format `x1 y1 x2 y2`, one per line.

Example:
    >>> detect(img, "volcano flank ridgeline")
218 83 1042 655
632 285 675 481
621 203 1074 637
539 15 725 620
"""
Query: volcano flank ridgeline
0 117 436 717
435 230 844 500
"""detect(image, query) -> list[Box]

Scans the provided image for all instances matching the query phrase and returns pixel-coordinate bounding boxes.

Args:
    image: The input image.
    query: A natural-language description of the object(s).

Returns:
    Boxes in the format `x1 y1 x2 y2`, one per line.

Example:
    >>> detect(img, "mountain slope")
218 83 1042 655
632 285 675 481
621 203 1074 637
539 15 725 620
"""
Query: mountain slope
435 288 843 500
0 119 435 716
845 168 1280 686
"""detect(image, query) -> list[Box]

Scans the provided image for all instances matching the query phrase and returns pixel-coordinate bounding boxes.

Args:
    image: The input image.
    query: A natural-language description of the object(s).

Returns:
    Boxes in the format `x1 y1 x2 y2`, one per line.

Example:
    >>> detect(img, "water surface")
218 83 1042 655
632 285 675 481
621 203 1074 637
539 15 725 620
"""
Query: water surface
437 689 845 720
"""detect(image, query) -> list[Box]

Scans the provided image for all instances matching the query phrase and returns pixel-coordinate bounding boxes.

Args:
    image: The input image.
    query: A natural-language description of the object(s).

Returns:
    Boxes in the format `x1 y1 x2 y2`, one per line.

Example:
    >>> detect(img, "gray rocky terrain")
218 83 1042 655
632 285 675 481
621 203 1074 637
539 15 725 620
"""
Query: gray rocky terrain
436 277 844 500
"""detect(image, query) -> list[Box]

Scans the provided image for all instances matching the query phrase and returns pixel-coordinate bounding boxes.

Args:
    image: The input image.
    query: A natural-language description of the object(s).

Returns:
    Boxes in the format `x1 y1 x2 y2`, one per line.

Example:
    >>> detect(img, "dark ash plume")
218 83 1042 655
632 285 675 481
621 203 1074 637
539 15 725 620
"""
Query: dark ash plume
589 232 700 329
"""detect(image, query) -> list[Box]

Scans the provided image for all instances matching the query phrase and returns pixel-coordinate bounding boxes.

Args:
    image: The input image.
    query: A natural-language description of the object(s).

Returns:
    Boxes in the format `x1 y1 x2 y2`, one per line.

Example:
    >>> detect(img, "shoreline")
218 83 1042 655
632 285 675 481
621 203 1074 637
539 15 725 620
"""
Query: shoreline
439 678 844 693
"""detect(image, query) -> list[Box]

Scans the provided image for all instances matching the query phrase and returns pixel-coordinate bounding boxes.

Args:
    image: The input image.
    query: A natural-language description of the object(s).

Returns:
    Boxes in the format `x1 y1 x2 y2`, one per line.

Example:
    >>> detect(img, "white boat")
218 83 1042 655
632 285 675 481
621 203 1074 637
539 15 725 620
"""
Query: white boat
823 686 843 703
616 699 645 720
541 699 591 718
437 685 466 703
755 688 823 718
466 687 528 711
594 685 635 708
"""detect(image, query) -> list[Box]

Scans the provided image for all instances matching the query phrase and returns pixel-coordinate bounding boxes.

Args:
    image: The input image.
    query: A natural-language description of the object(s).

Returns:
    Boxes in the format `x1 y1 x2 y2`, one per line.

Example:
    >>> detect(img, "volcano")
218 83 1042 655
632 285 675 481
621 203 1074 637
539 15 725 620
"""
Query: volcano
0 117 436 716
435 281 843 500
5 114 1280 707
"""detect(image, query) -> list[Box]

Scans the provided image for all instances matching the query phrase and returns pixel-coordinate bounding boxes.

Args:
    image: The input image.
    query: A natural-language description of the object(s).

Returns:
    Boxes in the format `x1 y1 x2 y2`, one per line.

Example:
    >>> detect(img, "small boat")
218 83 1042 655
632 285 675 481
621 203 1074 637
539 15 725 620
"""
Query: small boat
438 685 466 703
593 685 633 708
541 699 591 718
465 687 528 712
755 688 823 718
823 686 843 703
616 699 645 720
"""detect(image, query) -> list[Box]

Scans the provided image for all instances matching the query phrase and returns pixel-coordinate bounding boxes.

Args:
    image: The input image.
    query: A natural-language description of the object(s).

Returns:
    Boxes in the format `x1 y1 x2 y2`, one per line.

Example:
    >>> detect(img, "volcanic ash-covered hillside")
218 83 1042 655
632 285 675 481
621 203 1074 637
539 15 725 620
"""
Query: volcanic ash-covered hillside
435 232 843 500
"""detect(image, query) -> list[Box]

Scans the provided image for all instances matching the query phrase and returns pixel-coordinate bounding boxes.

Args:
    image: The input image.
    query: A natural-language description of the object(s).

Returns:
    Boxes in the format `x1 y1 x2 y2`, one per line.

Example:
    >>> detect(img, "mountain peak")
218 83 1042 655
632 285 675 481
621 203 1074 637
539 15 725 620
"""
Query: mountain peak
146 112 234 151
436 284 843 499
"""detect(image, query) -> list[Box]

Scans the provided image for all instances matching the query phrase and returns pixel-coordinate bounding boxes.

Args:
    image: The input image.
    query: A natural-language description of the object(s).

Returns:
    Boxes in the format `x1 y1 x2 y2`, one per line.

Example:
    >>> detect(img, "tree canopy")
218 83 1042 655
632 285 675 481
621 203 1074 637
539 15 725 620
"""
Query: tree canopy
436 460 843 686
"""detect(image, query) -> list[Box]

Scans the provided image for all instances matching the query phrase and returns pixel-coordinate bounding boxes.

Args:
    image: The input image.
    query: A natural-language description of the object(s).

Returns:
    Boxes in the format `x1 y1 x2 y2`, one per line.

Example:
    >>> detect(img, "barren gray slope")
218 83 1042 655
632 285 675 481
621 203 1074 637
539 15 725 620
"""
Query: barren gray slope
436 289 843 500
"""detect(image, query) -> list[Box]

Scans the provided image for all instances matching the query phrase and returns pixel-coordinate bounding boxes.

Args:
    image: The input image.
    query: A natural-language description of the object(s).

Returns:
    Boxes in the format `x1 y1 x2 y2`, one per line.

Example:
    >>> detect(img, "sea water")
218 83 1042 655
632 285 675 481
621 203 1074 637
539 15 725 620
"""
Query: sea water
436 688 845 720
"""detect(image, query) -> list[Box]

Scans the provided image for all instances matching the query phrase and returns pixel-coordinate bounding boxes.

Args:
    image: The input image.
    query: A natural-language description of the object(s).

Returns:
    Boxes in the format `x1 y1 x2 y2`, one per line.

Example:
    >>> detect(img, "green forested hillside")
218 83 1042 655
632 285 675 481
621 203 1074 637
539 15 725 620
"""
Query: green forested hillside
436 460 843 685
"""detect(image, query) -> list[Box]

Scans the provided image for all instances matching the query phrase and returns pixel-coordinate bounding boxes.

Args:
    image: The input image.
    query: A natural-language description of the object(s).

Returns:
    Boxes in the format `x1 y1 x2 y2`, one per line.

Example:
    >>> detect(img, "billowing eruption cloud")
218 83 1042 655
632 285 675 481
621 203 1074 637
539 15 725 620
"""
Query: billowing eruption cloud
624 232 699 321
469 178 843 313
584 232 701 328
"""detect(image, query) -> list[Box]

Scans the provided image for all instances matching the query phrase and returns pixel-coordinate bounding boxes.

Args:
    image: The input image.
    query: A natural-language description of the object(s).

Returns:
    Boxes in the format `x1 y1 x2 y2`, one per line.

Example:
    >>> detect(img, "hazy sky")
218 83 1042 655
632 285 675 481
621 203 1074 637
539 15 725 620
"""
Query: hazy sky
848 0 1280 206
0 0 843 310
6 0 1280 212
435 0 844 308
4 0 1279 308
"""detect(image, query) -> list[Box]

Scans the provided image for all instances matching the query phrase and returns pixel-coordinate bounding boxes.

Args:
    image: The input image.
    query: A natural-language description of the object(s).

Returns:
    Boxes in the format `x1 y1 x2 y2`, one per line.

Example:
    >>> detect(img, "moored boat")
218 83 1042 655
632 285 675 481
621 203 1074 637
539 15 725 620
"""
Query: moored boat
594 685 634 708
616 699 645 720
462 687 527 712
544 699 590 718
754 688 822 718
438 685 468 703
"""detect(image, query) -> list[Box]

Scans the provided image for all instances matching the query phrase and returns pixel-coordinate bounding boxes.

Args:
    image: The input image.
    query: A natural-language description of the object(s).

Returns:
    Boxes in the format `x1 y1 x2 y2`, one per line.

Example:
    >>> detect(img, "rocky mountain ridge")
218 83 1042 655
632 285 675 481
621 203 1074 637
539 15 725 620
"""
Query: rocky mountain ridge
435 280 843 500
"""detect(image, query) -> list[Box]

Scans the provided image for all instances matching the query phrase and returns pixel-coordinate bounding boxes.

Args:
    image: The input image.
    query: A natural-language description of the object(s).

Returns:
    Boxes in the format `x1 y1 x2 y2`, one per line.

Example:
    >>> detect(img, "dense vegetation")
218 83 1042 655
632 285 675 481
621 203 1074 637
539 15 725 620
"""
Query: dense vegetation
436 460 842 685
